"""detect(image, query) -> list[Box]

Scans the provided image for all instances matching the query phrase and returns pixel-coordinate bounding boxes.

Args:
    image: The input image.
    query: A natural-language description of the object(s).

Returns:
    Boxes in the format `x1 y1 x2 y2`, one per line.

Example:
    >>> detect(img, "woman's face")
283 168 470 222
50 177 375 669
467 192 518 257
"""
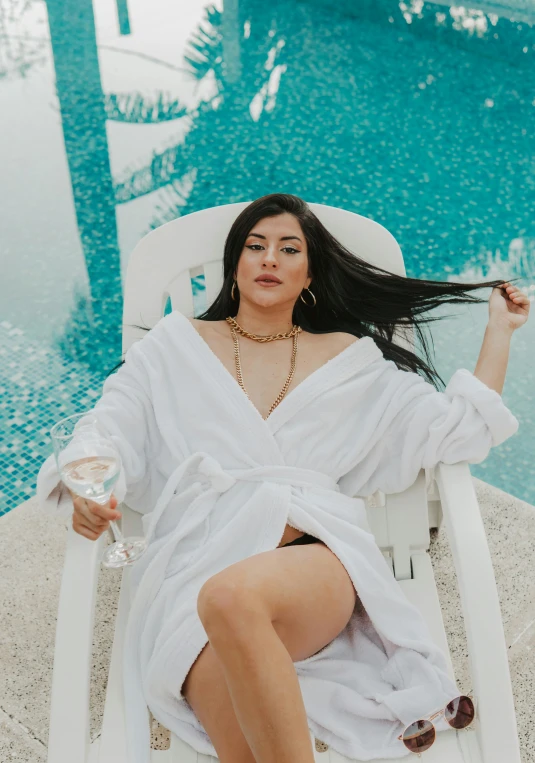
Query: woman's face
235 213 312 309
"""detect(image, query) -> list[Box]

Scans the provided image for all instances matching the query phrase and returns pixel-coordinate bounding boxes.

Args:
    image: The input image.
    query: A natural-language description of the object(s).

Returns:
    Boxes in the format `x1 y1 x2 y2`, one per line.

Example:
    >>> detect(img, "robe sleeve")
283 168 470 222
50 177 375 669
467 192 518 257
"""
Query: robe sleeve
36 338 156 519
342 365 519 498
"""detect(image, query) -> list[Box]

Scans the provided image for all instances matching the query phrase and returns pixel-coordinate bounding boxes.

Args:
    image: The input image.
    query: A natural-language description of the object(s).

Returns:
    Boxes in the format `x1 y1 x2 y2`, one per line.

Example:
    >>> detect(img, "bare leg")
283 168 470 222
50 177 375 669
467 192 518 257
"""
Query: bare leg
203 608 315 763
196 542 355 761
183 642 257 763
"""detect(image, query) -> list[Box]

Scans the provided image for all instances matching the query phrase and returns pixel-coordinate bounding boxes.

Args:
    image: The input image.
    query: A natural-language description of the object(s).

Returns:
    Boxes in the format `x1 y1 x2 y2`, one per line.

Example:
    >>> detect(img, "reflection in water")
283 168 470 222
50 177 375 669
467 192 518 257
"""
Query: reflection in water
116 0 131 36
46 0 123 369
0 0 48 79
104 92 187 123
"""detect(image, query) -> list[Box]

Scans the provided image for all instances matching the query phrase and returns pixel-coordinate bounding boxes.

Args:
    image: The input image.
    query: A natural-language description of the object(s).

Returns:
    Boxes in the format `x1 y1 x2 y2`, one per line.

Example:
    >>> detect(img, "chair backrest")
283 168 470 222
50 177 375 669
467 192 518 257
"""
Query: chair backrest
123 201 411 350
123 201 429 579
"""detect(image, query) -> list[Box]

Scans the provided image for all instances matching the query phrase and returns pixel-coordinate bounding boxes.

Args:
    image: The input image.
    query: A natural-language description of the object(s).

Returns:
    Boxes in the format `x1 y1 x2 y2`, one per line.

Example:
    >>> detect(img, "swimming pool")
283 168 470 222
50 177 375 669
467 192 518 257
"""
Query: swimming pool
0 0 533 514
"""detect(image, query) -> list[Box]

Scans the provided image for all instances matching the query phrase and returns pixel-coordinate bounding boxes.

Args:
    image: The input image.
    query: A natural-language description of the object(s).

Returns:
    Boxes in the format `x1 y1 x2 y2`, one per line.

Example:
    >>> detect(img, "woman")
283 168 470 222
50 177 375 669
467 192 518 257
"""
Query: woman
37 194 529 763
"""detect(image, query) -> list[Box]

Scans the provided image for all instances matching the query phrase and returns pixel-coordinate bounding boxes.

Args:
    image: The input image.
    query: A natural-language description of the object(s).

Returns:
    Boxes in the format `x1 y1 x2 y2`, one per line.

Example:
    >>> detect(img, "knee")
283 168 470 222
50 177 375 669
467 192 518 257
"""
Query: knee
197 575 259 631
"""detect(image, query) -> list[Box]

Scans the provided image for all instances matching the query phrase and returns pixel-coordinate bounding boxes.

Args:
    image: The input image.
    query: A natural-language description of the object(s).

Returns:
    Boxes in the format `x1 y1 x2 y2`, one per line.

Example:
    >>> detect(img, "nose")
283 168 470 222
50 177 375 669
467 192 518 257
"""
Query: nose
260 245 280 267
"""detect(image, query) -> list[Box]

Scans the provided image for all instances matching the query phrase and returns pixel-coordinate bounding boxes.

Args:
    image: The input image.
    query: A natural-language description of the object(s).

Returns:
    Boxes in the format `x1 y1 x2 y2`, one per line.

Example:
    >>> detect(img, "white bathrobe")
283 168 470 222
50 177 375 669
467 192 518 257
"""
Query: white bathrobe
36 310 520 761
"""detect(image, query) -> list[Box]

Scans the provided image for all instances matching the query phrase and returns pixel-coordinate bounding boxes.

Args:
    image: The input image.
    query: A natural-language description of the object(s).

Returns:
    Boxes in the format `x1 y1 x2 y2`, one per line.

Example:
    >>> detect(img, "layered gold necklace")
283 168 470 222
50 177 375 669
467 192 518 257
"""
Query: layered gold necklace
225 316 302 418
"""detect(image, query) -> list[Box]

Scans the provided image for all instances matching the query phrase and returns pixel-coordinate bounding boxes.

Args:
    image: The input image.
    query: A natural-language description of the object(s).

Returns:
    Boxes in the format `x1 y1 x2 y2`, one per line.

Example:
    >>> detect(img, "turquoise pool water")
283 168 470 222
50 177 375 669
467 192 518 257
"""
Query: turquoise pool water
0 0 533 515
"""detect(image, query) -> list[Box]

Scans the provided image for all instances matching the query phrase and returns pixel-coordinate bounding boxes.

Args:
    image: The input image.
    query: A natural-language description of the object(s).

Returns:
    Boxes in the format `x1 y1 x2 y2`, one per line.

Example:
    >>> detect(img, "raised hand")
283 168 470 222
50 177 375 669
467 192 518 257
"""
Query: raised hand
489 282 531 332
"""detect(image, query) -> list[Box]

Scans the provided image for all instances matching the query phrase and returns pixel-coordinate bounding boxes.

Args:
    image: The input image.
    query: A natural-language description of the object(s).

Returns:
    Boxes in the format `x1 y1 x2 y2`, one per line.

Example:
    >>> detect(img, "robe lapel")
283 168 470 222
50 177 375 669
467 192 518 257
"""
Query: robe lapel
266 339 382 433
173 310 381 441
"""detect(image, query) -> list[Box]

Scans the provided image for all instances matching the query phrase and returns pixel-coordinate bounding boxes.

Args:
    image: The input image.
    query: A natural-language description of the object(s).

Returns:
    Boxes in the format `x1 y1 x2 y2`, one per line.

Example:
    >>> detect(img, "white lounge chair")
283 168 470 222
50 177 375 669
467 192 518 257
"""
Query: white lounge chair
44 202 521 763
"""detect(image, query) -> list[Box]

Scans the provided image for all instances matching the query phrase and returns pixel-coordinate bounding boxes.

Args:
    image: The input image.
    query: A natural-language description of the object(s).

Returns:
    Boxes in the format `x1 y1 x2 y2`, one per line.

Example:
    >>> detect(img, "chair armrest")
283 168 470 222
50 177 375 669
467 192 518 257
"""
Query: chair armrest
435 461 521 763
47 523 105 763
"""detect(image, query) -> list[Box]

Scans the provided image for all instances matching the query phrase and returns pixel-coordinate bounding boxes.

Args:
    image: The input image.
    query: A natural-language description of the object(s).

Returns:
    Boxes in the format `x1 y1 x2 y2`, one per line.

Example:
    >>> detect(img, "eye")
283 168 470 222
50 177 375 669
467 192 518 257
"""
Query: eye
246 244 299 253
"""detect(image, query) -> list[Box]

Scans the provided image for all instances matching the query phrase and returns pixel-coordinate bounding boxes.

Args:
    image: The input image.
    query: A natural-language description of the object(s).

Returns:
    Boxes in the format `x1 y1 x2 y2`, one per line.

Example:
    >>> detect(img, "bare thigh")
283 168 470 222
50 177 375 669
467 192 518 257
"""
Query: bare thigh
183 543 358 758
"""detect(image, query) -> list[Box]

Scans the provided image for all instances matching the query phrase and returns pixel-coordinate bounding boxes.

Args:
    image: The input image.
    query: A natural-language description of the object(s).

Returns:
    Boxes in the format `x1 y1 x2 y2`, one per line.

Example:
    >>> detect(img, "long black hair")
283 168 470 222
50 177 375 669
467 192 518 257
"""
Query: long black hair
109 193 520 388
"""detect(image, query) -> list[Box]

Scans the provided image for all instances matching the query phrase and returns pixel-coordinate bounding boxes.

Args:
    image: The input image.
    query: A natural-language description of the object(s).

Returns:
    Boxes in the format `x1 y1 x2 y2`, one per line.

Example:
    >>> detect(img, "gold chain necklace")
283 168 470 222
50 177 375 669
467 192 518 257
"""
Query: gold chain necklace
225 316 302 418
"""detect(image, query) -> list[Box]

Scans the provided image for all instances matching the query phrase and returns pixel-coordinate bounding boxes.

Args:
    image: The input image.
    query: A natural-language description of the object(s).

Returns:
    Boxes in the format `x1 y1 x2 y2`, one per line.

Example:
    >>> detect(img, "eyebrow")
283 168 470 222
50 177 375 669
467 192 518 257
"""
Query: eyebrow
247 232 302 243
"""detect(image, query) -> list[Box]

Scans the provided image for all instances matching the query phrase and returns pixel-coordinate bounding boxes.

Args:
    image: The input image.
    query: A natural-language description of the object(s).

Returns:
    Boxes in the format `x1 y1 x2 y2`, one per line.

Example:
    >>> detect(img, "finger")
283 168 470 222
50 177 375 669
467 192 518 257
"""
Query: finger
76 499 119 527
75 506 109 530
70 492 121 523
72 496 93 523
509 290 526 302
73 521 108 540
87 500 122 522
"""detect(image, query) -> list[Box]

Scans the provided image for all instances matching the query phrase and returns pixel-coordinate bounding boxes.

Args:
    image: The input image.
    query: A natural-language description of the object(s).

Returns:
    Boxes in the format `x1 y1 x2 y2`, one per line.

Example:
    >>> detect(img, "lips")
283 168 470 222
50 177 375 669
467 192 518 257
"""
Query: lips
255 277 281 283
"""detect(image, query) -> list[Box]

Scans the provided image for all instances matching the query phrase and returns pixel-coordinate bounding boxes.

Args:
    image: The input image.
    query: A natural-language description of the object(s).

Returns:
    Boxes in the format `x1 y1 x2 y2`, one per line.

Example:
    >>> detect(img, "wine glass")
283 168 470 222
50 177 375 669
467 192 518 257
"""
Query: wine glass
50 412 147 568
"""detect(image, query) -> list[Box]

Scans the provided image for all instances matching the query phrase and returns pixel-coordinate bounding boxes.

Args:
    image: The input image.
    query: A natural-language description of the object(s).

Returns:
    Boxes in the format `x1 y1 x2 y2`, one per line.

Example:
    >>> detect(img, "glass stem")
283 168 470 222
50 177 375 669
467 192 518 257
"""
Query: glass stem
109 519 126 542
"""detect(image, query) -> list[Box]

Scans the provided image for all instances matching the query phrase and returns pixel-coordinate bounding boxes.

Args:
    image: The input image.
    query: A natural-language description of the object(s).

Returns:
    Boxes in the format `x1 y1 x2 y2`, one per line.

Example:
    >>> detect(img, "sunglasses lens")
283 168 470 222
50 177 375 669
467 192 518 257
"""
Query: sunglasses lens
401 719 435 753
445 695 475 730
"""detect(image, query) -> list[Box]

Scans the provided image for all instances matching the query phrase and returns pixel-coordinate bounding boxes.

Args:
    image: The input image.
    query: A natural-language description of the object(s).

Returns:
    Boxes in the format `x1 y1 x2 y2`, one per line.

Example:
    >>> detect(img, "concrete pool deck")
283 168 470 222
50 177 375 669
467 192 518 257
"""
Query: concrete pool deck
1 479 534 762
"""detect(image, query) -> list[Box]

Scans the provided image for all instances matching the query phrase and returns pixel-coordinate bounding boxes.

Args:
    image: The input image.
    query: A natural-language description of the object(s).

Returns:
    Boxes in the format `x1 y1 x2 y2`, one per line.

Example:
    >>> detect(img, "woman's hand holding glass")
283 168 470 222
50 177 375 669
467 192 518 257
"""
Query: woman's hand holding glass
50 412 147 568
69 487 122 542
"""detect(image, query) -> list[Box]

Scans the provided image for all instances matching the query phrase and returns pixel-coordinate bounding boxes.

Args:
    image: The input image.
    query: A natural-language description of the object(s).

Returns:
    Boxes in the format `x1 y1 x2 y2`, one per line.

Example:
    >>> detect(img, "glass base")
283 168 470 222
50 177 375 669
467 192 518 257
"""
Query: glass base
101 537 147 568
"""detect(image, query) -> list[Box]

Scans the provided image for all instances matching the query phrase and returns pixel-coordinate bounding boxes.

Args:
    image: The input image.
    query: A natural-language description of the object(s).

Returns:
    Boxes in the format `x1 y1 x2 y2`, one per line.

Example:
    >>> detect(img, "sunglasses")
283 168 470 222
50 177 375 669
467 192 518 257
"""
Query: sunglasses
397 694 476 756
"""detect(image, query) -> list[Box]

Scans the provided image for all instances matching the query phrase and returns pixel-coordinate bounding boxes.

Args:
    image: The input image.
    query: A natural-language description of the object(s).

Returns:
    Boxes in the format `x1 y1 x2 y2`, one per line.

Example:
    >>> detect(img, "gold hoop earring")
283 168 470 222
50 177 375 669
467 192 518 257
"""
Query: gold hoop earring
299 287 316 307
231 280 238 300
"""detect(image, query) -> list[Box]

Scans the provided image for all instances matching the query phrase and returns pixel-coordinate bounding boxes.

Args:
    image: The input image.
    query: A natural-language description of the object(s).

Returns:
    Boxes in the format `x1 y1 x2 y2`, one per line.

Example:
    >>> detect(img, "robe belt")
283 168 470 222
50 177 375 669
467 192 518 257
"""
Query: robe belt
195 452 340 494
144 451 339 545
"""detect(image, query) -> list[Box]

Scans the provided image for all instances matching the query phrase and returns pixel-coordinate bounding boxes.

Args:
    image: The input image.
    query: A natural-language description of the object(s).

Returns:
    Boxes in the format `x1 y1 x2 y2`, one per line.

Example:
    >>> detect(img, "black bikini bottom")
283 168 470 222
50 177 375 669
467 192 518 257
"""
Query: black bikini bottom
282 533 322 547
